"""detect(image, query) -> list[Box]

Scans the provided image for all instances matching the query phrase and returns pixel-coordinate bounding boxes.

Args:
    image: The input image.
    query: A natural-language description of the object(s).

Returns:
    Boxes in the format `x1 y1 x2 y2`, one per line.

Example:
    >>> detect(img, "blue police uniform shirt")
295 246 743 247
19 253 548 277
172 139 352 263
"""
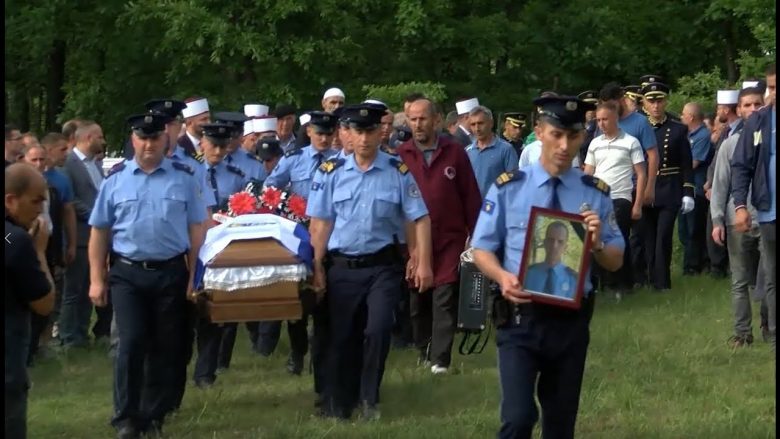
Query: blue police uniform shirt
758 108 776 223
688 124 712 196
43 168 74 203
202 160 250 209
89 158 207 260
226 148 267 182
466 136 519 197
264 145 336 199
170 145 216 208
471 162 624 295
306 152 428 255
524 262 578 299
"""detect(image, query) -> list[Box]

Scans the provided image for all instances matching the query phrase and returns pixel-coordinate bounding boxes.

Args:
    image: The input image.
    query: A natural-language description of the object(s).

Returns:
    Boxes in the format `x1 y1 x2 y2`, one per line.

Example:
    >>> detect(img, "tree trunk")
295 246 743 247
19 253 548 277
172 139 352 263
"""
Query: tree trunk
723 19 739 84
46 39 67 131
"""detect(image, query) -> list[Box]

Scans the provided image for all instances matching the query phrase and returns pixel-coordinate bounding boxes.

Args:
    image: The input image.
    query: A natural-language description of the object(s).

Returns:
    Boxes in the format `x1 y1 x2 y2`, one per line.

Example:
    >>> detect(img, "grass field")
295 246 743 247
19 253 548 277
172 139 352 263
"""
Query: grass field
28 272 775 438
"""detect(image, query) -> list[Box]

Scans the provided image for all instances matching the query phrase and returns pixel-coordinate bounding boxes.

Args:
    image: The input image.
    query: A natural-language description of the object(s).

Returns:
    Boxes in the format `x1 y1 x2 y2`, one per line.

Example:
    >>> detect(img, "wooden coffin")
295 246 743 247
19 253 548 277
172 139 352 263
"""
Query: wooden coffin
205 300 302 323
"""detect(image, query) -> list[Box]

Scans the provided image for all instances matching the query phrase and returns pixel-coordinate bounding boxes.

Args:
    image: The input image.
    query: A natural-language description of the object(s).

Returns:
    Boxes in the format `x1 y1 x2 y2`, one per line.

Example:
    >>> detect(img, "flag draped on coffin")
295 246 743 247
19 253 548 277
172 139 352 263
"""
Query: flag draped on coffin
194 214 314 290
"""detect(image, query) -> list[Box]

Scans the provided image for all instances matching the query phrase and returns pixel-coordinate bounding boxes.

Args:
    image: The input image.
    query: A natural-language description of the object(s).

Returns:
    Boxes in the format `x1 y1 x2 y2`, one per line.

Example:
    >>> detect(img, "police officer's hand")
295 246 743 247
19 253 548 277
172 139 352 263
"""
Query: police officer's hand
497 271 531 304
581 210 602 246
89 281 108 307
313 262 327 295
734 208 751 233
711 225 726 246
414 263 433 292
406 253 418 283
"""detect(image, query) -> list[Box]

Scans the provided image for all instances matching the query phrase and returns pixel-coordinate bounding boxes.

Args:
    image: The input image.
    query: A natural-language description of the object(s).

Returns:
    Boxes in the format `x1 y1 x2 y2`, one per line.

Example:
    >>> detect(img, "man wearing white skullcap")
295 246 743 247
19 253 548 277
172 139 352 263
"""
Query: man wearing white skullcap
453 98 479 147
179 96 211 155
322 88 345 112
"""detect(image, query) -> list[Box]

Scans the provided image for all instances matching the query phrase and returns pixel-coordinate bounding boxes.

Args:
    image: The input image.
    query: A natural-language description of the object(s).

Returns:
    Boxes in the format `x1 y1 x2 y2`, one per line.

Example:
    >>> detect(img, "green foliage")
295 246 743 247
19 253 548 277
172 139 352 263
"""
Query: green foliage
667 68 731 115
362 82 448 111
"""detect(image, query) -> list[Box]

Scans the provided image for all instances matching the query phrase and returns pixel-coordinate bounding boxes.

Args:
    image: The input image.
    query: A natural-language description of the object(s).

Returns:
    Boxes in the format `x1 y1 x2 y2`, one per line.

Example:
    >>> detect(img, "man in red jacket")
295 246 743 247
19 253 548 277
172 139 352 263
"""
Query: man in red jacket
398 98 482 374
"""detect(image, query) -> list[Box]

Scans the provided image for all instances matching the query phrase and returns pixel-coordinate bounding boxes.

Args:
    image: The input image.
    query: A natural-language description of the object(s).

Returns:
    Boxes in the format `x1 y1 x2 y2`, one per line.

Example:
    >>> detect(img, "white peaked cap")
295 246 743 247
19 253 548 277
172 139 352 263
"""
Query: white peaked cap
181 98 209 118
363 99 388 108
455 98 480 115
243 120 254 137
299 114 312 126
716 90 739 105
254 117 278 133
741 81 760 89
323 87 345 100
244 104 269 118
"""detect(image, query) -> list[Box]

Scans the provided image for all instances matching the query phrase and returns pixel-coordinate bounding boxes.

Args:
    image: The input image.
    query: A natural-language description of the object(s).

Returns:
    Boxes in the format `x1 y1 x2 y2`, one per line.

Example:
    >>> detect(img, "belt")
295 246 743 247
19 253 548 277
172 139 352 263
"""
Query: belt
512 293 594 320
327 245 400 269
657 167 680 176
112 252 186 271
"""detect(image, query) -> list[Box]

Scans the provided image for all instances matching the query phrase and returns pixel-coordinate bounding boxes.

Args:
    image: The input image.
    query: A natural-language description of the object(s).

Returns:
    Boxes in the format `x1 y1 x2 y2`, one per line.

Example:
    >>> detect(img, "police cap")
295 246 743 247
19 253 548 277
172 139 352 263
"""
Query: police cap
639 74 665 87
201 123 234 146
577 91 599 104
532 96 596 131
213 112 250 138
273 104 296 118
623 85 643 101
340 104 385 130
504 112 527 127
255 136 284 161
308 111 338 134
641 82 670 101
127 112 168 139
145 99 187 121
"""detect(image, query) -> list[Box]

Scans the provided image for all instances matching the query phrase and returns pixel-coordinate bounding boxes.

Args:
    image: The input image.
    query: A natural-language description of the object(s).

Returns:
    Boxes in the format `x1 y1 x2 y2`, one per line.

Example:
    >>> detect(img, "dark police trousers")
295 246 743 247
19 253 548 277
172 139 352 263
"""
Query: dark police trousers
171 300 197 411
496 295 595 439
6 311 32 439
629 190 648 286
678 196 709 273
326 250 402 413
109 255 187 430
241 319 308 359
644 204 679 290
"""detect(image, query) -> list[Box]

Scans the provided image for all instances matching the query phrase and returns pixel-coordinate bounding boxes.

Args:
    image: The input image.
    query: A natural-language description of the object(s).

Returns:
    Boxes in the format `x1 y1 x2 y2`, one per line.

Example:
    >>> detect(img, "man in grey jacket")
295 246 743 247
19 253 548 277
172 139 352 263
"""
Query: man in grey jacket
710 87 768 347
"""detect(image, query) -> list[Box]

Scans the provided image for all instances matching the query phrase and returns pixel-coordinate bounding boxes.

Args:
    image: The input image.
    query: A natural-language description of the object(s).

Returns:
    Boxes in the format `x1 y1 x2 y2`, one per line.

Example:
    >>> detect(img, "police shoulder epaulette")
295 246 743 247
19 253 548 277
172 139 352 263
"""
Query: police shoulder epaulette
171 161 194 175
389 158 409 175
191 150 204 163
226 164 246 178
318 158 345 174
285 148 303 158
106 160 126 178
495 171 524 188
581 175 610 196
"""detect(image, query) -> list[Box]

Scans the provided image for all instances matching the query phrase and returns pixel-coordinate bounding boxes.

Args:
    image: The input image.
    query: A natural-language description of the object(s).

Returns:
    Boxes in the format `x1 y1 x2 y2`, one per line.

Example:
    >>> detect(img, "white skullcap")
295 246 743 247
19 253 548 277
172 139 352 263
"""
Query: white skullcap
243 120 254 137
254 117 278 134
716 90 739 105
299 114 312 126
455 98 480 115
181 98 209 118
244 104 269 118
741 81 760 89
363 99 388 109
323 87 345 100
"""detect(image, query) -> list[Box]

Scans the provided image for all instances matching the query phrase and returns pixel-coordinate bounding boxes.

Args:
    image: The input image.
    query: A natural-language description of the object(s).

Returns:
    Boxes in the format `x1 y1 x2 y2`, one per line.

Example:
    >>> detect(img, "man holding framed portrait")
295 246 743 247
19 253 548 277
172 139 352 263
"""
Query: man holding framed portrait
471 95 625 439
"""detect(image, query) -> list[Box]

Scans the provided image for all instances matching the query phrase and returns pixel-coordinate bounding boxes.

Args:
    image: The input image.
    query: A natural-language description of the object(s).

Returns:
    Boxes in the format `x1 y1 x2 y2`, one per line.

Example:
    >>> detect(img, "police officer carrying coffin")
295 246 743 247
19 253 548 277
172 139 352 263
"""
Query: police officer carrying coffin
88 112 207 438
642 82 695 291
251 111 338 378
214 111 267 182
191 122 251 388
307 103 434 420
471 95 624 439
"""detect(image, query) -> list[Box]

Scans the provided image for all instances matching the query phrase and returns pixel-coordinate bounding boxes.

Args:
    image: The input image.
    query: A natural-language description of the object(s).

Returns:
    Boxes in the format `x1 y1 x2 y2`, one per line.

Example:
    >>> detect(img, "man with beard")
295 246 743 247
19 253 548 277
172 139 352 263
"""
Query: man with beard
178 97 211 156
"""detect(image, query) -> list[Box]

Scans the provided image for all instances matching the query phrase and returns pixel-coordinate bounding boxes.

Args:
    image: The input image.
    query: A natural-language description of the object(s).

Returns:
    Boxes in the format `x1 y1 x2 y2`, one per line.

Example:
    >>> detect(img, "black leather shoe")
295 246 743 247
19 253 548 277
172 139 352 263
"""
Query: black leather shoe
194 378 214 389
116 425 139 439
286 353 304 375
360 401 380 421
142 419 163 438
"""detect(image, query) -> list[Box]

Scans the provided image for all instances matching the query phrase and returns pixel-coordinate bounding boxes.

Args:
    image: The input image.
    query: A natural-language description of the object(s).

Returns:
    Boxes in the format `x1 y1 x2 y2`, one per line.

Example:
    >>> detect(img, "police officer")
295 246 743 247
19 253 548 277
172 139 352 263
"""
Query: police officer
191 123 251 388
471 95 624 439
501 112 527 157
250 112 338 376
307 103 434 420
642 82 695 291
524 221 578 298
88 112 206 438
214 111 266 182
623 85 643 114
577 90 599 164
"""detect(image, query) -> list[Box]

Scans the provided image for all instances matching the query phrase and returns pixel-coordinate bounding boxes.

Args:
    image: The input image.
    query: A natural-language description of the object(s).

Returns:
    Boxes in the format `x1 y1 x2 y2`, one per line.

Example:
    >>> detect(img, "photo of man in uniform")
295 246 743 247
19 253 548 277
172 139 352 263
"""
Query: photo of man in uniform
523 221 579 299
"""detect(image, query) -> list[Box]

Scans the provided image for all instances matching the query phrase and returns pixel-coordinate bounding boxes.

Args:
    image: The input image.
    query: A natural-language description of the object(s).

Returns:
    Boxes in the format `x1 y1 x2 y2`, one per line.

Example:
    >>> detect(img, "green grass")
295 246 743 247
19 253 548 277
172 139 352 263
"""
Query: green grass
28 274 775 438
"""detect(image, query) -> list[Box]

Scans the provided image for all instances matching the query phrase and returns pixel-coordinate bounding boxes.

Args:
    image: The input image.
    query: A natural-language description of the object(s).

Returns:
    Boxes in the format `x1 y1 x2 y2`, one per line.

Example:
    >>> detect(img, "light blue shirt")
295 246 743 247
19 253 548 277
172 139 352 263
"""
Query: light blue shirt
758 108 776 223
88 158 206 260
170 146 216 208
226 148 267 182
689 124 712 195
471 162 624 295
203 160 251 210
306 152 428 255
524 262 578 299
264 145 336 199
466 136 519 197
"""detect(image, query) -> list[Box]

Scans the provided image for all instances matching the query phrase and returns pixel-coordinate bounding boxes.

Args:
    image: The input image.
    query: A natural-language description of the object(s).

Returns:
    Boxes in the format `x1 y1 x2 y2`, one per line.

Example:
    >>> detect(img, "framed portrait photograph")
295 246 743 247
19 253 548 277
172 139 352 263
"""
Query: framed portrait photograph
518 207 593 310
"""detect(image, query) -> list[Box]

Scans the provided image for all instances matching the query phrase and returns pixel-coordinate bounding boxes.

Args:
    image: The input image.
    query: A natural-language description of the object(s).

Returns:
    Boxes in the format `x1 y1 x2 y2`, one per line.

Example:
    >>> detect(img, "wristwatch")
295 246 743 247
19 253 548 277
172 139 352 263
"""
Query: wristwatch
592 241 605 253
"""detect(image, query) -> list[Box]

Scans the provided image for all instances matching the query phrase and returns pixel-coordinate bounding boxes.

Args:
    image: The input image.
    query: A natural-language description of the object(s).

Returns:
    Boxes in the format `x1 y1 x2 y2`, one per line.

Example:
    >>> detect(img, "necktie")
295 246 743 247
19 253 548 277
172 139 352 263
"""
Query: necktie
543 267 555 294
208 167 219 204
315 153 324 167
550 177 561 210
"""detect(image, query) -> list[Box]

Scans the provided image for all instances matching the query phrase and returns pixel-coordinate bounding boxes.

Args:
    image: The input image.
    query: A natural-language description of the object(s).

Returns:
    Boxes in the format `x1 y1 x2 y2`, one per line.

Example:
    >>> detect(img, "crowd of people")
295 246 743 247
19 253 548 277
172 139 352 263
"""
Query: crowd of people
4 61 776 439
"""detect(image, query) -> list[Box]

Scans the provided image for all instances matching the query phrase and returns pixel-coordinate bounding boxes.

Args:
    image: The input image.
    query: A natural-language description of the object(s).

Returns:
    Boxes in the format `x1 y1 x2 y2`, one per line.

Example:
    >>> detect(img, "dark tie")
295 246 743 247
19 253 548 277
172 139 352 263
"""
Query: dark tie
543 267 555 294
550 177 561 210
315 153 324 167
208 167 219 204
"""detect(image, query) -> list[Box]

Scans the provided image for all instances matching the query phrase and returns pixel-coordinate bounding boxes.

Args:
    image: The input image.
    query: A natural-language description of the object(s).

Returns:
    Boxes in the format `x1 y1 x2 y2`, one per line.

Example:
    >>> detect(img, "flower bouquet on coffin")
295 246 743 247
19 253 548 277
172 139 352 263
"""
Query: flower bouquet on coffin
213 182 310 226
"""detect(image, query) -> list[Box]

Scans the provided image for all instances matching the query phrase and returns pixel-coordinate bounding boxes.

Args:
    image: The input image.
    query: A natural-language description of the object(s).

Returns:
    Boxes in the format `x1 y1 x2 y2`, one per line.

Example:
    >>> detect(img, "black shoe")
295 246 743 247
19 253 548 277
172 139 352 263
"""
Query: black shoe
215 366 228 375
360 401 380 421
286 353 304 375
142 420 163 438
314 393 325 408
252 344 273 357
194 379 214 389
116 425 139 439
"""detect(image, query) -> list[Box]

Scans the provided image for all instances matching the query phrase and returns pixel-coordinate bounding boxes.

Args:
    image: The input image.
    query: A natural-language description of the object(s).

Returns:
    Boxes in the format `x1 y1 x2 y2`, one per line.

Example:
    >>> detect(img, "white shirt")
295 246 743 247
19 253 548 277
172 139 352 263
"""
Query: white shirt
584 130 644 201
186 131 201 153
518 140 581 169
73 146 104 189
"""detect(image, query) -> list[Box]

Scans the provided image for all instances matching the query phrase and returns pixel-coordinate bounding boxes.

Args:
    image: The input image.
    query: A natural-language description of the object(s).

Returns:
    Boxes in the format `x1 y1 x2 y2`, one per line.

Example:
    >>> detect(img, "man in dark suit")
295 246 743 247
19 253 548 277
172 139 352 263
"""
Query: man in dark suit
60 121 108 348
454 98 479 147
178 97 211 156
